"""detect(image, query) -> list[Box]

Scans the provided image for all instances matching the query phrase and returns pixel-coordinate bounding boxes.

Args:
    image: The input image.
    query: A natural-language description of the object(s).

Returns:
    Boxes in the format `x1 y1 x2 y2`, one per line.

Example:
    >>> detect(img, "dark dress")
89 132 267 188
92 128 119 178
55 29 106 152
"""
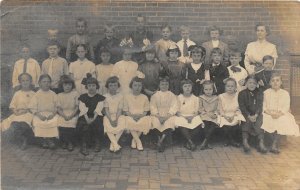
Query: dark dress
161 60 184 95
183 63 207 96
209 64 229 95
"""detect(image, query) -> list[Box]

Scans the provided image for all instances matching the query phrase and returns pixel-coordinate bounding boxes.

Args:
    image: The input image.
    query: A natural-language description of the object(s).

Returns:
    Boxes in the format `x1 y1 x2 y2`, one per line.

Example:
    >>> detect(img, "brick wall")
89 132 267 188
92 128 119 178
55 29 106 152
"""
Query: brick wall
1 0 300 113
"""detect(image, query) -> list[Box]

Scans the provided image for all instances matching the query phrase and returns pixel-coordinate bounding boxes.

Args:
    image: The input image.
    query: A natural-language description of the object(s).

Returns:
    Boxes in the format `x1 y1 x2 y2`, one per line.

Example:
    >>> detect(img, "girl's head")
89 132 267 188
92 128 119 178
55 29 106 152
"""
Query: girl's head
105 76 120 94
129 76 143 95
189 45 206 63
76 18 87 35
180 79 193 95
245 75 258 91
83 73 99 94
122 47 133 61
58 75 75 93
262 55 274 71
160 24 172 40
255 23 270 40
210 48 222 64
76 44 87 60
20 44 30 60
229 51 242 66
224 78 237 94
270 73 282 90
166 44 181 60
207 26 223 41
104 24 115 40
202 80 216 96
159 76 170 92
38 74 52 91
18 73 32 90
99 48 111 64
144 45 156 61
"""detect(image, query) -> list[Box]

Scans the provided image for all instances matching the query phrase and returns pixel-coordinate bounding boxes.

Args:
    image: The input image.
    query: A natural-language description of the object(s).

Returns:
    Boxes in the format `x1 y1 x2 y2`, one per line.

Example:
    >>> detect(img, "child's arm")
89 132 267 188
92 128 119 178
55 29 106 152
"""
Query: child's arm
238 92 250 119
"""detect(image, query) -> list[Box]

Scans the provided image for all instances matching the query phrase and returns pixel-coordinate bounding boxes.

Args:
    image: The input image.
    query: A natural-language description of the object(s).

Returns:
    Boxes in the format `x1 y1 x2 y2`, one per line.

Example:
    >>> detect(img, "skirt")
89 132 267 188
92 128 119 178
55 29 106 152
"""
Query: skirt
175 116 204 130
104 115 125 134
151 116 176 132
32 112 59 138
262 113 300 136
218 113 245 127
1 113 33 131
124 116 151 134
57 110 78 128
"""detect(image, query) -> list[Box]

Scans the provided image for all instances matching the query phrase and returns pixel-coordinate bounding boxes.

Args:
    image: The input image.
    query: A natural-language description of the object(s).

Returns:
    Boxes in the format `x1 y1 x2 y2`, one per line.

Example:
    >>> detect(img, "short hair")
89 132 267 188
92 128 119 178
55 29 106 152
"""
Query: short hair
47 40 61 49
160 23 172 31
76 44 88 51
262 55 274 64
18 73 32 82
210 47 222 56
255 23 270 36
105 76 121 88
83 73 100 89
245 75 258 83
76 17 87 27
224 77 237 86
229 51 242 58
129 76 144 88
38 74 52 83
202 80 217 95
159 75 170 83
189 45 206 58
206 25 223 35
180 79 193 93
166 45 181 57
179 25 190 32
58 75 76 92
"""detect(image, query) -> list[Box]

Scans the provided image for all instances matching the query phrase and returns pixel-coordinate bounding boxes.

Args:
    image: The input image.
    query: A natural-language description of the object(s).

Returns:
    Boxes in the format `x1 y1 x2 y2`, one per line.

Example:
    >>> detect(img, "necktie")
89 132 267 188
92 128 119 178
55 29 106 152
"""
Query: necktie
183 40 188 57
23 59 28 73
48 58 54 77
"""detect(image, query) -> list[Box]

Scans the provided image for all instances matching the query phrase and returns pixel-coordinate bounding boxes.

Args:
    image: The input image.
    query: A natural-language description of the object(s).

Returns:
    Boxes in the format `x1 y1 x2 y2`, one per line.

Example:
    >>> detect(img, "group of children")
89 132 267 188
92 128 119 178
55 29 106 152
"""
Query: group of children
2 17 300 156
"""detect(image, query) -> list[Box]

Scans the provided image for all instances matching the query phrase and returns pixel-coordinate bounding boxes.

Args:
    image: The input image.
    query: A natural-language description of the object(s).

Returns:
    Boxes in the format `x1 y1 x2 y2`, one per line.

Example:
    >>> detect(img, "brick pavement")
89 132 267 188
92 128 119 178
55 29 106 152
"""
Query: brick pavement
2 136 300 190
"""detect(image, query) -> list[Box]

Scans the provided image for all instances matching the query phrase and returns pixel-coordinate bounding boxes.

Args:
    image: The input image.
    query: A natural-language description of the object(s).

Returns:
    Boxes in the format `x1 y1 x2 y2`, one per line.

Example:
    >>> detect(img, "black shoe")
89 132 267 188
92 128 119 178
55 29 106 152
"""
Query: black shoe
270 147 280 154
243 139 251 153
48 139 56 149
67 142 74 152
41 139 49 149
80 144 89 156
199 139 212 150
257 141 267 154
157 142 165 153
184 142 192 150
94 144 101 152
231 141 241 148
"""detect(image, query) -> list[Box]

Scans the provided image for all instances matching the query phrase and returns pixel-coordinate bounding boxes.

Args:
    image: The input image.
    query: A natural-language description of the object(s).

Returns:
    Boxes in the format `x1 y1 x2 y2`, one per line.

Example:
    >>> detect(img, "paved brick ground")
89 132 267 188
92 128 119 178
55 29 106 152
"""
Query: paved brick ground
2 135 300 190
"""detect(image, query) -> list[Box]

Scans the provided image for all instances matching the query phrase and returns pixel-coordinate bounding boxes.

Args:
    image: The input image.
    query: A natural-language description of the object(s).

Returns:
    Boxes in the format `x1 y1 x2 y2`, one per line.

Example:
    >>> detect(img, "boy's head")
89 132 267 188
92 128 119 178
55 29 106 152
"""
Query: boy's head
99 47 111 63
229 51 242 66
166 44 181 59
262 55 274 71
245 75 258 91
179 25 190 40
136 14 146 30
104 24 115 40
76 18 87 35
210 48 222 64
47 40 60 58
47 29 58 40
59 75 76 92
207 25 223 41
161 24 172 40
76 44 87 59
20 44 31 59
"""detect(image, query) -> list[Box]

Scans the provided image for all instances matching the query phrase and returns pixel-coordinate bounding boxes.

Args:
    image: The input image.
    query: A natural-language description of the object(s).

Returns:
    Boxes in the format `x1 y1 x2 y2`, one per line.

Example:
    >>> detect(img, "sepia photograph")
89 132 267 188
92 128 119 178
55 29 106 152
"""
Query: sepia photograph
1 0 300 189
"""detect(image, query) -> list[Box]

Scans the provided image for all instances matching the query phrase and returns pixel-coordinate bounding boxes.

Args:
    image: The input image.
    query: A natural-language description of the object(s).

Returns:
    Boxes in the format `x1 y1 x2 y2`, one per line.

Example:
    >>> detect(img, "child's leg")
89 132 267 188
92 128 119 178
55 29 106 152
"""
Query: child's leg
77 118 90 155
253 115 267 153
200 121 216 150
179 127 196 150
91 116 104 152
59 127 67 148
270 131 280 154
107 132 119 151
241 121 251 152
130 130 143 150
224 125 240 147
15 122 32 150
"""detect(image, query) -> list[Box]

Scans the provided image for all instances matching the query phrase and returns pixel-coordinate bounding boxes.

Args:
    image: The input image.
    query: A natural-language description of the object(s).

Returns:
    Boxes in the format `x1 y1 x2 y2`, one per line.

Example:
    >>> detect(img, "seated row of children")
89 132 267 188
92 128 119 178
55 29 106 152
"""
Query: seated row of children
2 67 299 156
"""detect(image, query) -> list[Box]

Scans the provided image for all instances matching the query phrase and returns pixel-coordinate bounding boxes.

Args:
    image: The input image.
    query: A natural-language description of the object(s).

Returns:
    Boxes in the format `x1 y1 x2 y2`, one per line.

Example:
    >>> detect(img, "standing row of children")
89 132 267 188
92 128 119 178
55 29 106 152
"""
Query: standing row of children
2 16 299 156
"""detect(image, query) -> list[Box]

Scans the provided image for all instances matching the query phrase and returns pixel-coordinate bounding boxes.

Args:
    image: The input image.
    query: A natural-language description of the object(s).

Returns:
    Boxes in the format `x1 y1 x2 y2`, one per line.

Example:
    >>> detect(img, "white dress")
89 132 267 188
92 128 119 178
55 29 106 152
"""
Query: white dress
95 64 114 95
57 90 79 128
261 89 300 136
175 94 203 129
29 90 59 137
218 92 245 127
1 90 34 131
227 65 248 92
123 93 151 134
150 91 178 132
103 93 125 134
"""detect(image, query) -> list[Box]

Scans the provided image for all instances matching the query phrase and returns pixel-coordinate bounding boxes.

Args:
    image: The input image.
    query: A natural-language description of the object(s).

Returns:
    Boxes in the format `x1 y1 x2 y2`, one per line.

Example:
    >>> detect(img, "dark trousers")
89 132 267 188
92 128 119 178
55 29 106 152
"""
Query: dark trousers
77 116 104 146
59 127 75 143
241 114 264 140
179 126 201 141
203 121 217 140
152 128 173 143
223 125 240 142
11 122 34 141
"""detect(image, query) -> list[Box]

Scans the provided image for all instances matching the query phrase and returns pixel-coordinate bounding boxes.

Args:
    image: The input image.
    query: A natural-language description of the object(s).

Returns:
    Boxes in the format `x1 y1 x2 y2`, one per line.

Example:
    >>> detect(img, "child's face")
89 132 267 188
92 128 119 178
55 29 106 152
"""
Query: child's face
191 52 203 63
21 47 30 59
87 83 97 94
122 51 132 61
76 46 87 59
203 84 214 96
182 83 192 95
39 77 51 91
263 59 274 71
20 75 32 90
63 83 73 93
210 30 220 41
131 81 142 94
162 27 171 40
47 45 59 57
145 52 155 61
159 81 169 92
246 79 257 91
100 52 111 63
225 81 236 94
136 16 145 30
76 21 86 35
181 30 190 40
211 53 222 64
169 51 178 60
105 29 114 40
270 76 282 90
229 55 241 66
256 26 267 40
108 82 119 94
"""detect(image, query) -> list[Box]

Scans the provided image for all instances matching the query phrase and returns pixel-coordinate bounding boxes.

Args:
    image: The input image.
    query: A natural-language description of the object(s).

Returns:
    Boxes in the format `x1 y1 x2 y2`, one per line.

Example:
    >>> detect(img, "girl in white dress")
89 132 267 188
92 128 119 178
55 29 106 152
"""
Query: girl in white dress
150 76 177 152
261 73 300 154
123 77 151 151
175 79 204 151
1 73 34 150
103 76 125 153
29 74 59 149
57 75 79 151
218 78 245 147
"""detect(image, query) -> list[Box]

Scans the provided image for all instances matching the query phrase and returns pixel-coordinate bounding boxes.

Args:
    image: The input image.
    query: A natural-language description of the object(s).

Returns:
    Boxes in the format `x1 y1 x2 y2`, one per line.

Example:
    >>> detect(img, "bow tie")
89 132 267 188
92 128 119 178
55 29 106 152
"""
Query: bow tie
230 66 241 72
